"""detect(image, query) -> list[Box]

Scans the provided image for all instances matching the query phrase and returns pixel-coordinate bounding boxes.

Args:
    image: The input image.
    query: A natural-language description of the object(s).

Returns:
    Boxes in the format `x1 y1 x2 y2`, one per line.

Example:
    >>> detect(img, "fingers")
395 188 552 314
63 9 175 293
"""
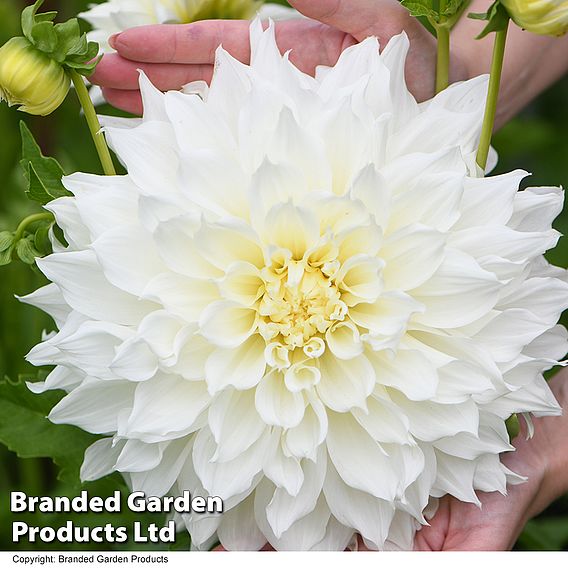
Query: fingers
90 53 213 90
288 0 412 40
101 88 143 115
109 20 254 64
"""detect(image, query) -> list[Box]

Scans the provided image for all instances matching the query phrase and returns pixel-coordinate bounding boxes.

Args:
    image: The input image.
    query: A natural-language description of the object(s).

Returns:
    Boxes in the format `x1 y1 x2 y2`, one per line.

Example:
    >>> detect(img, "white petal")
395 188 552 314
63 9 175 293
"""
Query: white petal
412 250 500 328
351 291 423 337
105 121 180 197
510 186 564 232
193 427 270 500
317 352 375 412
266 448 327 538
455 170 527 229
208 388 266 462
327 411 400 501
325 321 363 360
264 202 320 260
255 369 305 428
284 397 328 460
352 395 412 444
264 438 304 498
153 215 222 279
115 439 165 473
49 380 136 434
205 335 266 394
80 438 124 482
143 272 219 322
369 349 439 401
389 391 479 441
130 438 193 496
126 374 210 441
37 251 156 325
324 461 395 548
111 338 158 382
432 452 480 505
381 224 446 291
199 301 258 349
18 283 71 329
450 226 559 263
217 494 267 551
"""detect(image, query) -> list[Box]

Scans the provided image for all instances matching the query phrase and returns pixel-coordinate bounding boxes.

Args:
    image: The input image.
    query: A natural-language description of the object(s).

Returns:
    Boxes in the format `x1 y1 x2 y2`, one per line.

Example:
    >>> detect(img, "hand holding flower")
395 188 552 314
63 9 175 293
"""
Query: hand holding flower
90 0 459 114
416 370 568 550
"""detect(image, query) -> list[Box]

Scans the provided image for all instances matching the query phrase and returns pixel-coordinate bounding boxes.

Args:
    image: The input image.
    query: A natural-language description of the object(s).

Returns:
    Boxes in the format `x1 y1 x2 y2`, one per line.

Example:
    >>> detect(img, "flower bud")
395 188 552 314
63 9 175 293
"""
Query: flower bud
0 37 70 116
502 0 568 36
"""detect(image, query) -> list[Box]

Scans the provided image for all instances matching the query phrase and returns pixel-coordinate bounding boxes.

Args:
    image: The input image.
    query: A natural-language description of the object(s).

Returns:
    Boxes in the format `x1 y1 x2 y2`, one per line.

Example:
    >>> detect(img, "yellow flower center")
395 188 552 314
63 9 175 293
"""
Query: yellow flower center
258 262 347 350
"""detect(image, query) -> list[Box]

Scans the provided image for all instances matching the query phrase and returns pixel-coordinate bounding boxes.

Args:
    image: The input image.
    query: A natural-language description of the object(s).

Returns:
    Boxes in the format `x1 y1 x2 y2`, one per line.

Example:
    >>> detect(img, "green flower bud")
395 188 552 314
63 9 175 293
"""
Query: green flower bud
0 37 70 116
502 0 568 36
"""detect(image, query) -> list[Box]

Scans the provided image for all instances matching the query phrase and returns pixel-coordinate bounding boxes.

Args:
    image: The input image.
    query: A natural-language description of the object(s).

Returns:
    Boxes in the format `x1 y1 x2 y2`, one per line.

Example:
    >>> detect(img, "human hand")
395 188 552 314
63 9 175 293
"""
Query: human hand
89 0 469 114
415 371 568 550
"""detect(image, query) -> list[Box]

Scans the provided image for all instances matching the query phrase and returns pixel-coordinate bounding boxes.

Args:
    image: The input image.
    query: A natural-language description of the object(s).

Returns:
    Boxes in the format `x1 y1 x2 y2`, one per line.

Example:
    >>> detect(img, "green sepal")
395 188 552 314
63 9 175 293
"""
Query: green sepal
34 224 52 256
16 235 41 265
0 245 15 266
30 20 57 52
20 0 101 78
52 223 69 248
0 231 16 266
468 0 510 38
20 121 70 204
0 231 14 252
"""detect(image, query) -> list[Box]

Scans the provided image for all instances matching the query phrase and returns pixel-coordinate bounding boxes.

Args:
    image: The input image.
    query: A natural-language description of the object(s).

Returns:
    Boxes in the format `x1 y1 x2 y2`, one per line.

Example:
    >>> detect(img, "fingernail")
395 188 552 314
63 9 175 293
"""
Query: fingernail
109 33 121 50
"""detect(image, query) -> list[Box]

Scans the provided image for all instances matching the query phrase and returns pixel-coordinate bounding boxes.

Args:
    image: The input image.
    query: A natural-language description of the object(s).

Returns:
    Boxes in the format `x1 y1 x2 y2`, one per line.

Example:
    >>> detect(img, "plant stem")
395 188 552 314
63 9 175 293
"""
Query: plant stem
476 22 509 171
435 27 450 93
70 70 116 176
14 212 53 242
435 0 450 93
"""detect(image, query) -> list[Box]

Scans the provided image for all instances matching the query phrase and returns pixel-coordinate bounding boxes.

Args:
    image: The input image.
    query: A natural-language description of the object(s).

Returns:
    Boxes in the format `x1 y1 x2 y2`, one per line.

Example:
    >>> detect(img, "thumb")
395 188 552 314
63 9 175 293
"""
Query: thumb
287 0 412 39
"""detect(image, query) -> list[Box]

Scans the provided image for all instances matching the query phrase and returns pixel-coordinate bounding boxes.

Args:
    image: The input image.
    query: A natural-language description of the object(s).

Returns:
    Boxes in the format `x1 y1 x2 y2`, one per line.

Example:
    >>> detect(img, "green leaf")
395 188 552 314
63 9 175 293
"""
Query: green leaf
402 0 469 25
401 0 439 21
16 236 41 264
468 0 510 38
19 122 70 204
0 376 98 485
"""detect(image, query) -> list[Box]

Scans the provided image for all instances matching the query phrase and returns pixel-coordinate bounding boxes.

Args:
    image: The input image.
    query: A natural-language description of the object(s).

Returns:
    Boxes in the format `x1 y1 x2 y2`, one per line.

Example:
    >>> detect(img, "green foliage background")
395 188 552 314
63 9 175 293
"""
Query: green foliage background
0 0 567 552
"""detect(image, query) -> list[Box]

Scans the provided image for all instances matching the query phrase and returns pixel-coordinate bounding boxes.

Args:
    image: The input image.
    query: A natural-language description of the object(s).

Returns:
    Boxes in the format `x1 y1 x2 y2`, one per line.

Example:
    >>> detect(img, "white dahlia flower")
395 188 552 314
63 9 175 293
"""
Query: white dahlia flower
24 21 568 551
80 0 300 52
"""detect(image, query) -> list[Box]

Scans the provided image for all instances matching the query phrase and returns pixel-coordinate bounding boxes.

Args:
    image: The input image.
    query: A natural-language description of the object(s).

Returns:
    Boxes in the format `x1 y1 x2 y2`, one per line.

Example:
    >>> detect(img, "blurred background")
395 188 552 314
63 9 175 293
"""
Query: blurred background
0 0 567 552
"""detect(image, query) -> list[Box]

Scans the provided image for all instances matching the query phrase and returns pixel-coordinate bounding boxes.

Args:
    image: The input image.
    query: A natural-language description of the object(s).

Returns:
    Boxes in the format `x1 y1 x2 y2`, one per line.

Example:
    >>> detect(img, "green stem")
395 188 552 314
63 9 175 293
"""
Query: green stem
435 24 450 93
14 212 53 242
476 22 509 171
70 70 116 176
435 0 450 94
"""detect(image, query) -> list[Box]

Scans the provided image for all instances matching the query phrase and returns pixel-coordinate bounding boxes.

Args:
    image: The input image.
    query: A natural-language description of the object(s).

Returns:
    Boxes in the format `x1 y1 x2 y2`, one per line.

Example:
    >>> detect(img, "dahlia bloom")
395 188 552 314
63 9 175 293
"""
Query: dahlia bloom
80 0 300 52
24 21 568 551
